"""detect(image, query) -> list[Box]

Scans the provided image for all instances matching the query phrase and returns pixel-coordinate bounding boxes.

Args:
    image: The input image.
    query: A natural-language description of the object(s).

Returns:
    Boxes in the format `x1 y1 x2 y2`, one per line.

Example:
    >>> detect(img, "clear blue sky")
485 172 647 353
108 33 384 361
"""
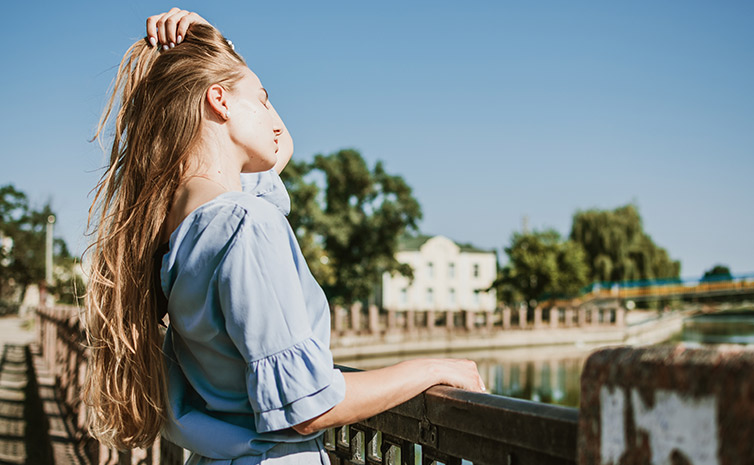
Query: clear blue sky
1 1 752 278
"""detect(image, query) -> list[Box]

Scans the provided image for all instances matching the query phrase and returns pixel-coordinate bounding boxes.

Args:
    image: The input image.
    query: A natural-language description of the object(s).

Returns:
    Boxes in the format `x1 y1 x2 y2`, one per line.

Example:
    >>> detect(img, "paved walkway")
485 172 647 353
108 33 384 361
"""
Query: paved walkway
0 317 87 465
0 318 35 348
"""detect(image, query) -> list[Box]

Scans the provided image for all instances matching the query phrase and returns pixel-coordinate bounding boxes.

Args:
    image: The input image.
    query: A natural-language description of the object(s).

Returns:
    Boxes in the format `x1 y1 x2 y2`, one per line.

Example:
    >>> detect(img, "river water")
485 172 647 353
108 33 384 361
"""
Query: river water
343 308 754 408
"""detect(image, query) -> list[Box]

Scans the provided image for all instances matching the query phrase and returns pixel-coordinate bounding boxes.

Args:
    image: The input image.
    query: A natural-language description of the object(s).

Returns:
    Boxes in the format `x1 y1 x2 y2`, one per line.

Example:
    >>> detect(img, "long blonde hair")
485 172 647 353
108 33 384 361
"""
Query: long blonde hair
84 24 246 449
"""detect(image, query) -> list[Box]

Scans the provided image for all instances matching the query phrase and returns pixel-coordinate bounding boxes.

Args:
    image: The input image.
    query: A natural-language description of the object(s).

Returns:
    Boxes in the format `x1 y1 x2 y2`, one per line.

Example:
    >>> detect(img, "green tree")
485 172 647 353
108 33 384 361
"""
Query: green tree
493 229 589 306
280 159 334 286
570 204 680 284
0 184 82 305
702 264 732 282
281 149 422 304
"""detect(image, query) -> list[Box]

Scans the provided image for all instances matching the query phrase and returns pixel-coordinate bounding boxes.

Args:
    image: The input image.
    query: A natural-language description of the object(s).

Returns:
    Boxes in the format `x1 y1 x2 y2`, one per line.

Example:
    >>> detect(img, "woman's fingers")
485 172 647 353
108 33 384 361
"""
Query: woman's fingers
433 358 486 393
176 12 211 44
163 10 191 45
146 8 210 49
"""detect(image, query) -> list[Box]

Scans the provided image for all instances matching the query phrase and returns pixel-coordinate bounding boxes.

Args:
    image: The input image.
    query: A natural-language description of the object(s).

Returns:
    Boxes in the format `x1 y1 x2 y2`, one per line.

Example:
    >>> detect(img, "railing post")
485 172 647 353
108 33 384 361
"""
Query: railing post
427 310 436 332
550 307 559 328
592 308 600 326
464 310 474 331
387 309 396 332
615 307 625 327
368 304 380 335
502 306 511 329
533 307 543 328
333 304 344 334
406 310 415 333
565 308 574 327
578 307 587 327
350 302 362 334
518 306 527 329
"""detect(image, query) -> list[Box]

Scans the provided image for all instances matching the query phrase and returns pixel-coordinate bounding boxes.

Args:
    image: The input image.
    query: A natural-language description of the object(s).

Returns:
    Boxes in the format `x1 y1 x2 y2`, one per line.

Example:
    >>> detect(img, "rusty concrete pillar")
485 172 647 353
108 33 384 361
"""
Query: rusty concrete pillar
502 306 511 329
550 307 559 328
578 346 754 465
533 307 543 328
464 310 474 331
349 302 362 333
368 304 379 334
578 307 587 327
518 307 527 329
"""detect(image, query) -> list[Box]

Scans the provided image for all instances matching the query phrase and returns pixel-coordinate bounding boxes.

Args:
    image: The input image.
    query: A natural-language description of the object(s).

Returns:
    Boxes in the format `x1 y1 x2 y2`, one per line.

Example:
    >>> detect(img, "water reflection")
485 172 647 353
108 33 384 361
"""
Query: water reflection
339 345 594 408
337 309 754 410
682 311 754 344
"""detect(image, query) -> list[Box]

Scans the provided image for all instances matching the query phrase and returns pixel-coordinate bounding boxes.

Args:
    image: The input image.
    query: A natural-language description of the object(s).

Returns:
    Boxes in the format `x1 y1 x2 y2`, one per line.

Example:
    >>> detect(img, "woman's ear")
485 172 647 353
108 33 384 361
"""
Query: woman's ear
206 84 230 121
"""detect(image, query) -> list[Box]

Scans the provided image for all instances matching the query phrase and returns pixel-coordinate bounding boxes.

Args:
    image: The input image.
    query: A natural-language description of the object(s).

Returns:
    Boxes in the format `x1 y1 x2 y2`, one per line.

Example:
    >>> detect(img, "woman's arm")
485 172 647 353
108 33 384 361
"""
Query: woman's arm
292 358 485 435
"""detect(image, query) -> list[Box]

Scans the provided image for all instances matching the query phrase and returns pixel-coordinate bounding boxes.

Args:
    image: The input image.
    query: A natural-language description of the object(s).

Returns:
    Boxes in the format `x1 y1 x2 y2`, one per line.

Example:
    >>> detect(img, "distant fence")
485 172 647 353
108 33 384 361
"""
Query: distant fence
330 304 626 338
34 304 754 464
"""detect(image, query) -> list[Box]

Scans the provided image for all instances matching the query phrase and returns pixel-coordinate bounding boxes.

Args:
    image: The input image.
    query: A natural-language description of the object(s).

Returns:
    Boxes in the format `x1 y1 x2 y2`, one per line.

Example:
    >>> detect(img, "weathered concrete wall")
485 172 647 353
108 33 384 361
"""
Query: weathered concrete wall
579 345 754 465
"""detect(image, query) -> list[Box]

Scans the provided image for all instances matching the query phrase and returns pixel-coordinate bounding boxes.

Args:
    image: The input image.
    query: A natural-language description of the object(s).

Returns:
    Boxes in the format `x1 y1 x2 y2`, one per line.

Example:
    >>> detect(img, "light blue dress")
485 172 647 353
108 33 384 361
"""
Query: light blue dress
159 169 345 464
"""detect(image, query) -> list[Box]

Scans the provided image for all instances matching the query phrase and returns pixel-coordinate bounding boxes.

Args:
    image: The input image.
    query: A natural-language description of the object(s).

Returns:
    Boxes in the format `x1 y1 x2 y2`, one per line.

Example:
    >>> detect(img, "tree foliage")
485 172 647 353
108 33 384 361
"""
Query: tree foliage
493 229 589 306
0 184 83 305
702 264 732 281
570 204 680 284
281 149 421 304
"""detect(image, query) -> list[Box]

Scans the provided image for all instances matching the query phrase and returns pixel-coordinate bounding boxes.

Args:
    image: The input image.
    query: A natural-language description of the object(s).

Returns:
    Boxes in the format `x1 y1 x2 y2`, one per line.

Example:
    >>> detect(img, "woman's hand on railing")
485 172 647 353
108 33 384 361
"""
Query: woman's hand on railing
146 8 211 49
427 358 486 393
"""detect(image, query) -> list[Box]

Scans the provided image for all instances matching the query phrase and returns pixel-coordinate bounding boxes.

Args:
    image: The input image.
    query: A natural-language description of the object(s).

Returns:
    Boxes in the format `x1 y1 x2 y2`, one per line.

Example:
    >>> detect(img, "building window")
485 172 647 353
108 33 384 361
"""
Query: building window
473 263 480 278
448 262 455 278
427 262 434 279
449 288 456 306
400 288 408 305
426 288 434 306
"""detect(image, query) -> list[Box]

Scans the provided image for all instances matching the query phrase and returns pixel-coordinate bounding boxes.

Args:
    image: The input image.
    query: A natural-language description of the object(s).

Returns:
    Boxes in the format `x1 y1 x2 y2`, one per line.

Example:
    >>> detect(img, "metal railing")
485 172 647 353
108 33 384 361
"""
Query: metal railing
326 367 577 465
35 305 578 464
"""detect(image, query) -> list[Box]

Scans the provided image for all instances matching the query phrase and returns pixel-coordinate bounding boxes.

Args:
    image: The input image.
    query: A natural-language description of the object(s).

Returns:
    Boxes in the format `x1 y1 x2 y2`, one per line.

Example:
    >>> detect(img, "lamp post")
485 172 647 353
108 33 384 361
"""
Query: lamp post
46 215 55 288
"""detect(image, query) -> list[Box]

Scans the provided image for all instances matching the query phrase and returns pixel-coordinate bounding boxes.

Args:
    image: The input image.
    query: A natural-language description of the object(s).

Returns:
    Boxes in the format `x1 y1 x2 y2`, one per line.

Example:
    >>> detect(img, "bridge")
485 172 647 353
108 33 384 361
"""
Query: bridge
0 305 751 464
577 273 754 304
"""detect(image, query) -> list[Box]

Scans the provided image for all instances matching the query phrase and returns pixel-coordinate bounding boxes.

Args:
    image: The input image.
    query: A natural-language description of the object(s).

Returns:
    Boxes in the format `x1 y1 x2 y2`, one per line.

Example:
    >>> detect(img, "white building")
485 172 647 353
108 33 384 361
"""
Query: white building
381 235 497 312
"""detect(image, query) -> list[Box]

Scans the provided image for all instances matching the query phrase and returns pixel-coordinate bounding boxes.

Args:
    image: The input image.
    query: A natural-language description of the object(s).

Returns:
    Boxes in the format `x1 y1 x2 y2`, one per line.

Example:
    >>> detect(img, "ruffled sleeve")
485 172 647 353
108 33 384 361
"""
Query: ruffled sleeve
216 203 345 433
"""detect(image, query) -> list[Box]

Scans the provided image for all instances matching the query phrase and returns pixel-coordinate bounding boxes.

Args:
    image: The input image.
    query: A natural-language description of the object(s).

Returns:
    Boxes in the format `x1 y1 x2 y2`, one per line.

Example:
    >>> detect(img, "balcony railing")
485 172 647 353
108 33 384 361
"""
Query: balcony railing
327 366 577 464
34 305 579 464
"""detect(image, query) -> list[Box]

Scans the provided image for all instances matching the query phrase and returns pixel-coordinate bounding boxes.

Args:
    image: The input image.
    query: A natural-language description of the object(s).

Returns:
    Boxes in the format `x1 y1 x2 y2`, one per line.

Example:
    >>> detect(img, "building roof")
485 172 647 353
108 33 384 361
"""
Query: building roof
398 234 494 254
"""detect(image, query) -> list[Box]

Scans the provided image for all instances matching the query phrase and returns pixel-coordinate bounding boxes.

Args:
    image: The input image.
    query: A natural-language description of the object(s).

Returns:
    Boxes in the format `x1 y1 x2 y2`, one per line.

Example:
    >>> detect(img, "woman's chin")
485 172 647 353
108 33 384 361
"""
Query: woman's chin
241 158 277 173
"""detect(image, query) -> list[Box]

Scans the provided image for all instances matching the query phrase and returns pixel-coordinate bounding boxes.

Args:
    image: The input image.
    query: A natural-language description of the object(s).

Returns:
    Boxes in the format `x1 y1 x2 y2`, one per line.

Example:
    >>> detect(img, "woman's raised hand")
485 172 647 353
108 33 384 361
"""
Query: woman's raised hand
146 8 211 49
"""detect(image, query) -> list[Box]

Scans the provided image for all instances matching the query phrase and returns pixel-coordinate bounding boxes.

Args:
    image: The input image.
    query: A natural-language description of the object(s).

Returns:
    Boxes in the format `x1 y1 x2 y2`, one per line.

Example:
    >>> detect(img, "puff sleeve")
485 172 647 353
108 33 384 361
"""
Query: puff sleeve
216 203 345 433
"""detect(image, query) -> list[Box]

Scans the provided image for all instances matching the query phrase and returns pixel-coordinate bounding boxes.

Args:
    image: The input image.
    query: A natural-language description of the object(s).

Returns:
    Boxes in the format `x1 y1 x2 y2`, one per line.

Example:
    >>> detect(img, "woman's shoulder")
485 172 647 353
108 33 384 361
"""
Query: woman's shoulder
168 190 284 254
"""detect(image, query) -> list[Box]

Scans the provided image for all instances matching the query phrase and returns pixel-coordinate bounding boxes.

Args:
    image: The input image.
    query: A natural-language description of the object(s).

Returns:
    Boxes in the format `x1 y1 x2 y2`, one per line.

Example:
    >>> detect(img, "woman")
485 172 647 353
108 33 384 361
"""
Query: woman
84 8 484 464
